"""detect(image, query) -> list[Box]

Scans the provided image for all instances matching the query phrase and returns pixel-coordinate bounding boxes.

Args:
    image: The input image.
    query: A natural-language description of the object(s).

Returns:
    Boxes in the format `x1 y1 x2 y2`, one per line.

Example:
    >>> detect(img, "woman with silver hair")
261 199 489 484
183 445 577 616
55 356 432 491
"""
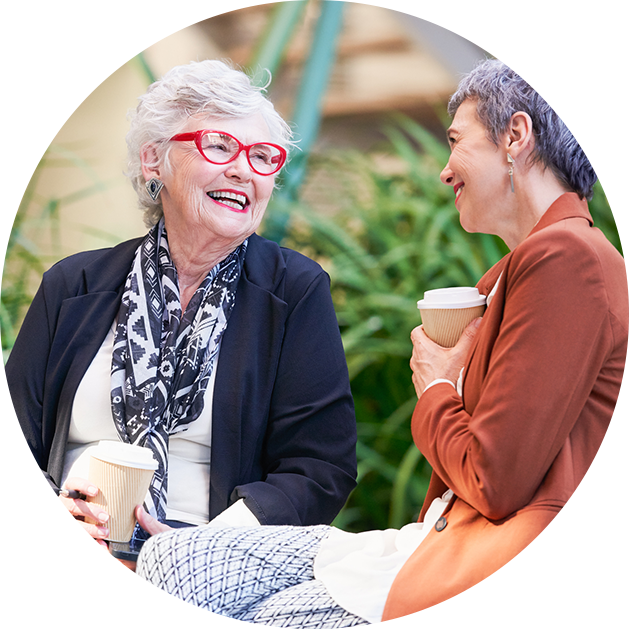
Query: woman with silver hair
133 58 626 626
6 60 357 558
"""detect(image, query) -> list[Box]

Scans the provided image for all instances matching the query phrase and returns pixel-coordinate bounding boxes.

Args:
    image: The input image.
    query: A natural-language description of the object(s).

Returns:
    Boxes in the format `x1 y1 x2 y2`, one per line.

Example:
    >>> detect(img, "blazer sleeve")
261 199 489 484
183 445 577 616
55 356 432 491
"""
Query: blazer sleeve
412 227 617 520
232 269 357 526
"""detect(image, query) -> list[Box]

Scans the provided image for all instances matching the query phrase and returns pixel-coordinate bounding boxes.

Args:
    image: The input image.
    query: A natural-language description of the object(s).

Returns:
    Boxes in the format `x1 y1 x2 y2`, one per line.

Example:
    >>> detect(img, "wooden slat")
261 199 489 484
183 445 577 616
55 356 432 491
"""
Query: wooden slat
271 91 451 119
323 92 450 116
225 36 412 65
177 0 276 19
285 35 412 64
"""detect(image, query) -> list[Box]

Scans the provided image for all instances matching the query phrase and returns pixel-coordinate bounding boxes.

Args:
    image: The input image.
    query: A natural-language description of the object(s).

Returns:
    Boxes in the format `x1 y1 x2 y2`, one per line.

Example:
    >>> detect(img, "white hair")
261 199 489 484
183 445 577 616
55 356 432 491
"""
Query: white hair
126 59 295 226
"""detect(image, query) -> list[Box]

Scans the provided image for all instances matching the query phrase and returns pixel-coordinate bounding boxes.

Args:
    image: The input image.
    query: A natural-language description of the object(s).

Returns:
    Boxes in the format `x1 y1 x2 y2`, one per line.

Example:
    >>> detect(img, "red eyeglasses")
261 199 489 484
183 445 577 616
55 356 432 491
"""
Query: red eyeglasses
170 129 287 176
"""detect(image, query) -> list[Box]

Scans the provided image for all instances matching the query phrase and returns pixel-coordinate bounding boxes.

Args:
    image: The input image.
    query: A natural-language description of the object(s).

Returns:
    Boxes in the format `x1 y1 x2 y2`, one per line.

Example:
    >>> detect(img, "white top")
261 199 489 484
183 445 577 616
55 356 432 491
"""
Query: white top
314 490 453 623
62 322 257 527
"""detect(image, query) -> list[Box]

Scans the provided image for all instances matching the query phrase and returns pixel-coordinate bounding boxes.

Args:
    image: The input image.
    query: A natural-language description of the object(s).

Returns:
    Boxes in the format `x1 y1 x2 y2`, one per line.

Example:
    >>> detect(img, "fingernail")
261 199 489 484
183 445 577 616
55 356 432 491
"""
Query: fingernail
474 317 482 327
98 512 109 523
88 485 98 495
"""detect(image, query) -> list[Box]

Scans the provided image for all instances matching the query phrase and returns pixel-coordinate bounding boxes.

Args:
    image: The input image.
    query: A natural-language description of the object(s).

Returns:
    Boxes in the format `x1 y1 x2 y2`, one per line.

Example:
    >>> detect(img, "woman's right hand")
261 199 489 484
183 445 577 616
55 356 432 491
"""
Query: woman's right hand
96 505 173 574
410 318 481 398
28 478 109 555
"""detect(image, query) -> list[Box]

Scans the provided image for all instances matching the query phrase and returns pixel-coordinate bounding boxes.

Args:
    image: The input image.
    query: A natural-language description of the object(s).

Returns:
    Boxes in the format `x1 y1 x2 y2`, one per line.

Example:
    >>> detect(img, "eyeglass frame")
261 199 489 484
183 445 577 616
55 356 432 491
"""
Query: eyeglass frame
169 129 287 176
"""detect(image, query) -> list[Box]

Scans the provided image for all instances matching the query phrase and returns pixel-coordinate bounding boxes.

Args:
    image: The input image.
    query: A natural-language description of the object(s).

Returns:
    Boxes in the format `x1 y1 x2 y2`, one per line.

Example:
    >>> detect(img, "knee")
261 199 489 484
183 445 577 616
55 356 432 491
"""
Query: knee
136 531 176 582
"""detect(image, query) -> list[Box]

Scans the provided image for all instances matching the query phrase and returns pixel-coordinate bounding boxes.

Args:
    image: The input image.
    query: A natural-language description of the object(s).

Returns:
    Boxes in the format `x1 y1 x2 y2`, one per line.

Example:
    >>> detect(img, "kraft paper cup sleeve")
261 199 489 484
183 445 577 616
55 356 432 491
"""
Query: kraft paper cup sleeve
417 287 486 348
87 441 158 543
419 304 486 347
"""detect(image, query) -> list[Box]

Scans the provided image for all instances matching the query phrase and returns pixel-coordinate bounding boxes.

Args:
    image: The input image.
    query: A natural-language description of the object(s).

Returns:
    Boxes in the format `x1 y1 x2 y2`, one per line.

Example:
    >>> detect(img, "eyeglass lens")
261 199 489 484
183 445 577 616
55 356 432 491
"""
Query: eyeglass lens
200 132 282 174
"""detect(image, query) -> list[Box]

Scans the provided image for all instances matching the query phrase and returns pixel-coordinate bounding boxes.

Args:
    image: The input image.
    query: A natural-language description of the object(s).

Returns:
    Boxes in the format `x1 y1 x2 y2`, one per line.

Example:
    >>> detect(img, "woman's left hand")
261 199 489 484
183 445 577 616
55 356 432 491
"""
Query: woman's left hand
410 318 482 398
114 506 174 572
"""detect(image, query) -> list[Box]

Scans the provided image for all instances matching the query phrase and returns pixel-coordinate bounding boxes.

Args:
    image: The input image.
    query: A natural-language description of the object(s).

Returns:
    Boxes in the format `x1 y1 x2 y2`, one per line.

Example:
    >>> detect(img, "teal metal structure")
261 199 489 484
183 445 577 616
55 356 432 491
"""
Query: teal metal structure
248 1 345 200
282 1 345 198
249 1 310 84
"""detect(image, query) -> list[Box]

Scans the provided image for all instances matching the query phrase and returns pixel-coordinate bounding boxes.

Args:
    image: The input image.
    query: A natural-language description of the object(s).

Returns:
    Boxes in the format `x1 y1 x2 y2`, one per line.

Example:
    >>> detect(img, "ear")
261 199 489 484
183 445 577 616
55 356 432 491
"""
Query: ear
140 143 162 182
504 111 534 160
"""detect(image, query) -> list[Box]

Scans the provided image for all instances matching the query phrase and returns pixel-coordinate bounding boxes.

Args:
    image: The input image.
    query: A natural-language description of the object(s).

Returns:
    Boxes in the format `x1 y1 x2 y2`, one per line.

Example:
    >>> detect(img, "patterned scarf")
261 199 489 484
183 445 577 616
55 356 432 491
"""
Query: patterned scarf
110 218 246 533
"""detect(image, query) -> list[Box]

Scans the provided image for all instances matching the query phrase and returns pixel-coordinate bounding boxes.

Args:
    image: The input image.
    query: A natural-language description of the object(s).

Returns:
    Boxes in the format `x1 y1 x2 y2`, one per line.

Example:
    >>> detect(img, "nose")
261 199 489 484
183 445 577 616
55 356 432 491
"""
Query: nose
225 150 253 180
440 161 454 186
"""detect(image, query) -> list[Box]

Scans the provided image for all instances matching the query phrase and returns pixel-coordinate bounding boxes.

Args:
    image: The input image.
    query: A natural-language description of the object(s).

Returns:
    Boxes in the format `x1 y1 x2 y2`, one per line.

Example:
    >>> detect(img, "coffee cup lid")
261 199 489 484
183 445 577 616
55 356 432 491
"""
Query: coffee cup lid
417 286 486 310
91 440 158 470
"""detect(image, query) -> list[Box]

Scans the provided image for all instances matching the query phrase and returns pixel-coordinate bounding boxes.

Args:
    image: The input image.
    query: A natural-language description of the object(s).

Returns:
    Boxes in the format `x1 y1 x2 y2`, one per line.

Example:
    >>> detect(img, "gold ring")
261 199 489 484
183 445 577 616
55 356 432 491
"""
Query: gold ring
52 514 68 539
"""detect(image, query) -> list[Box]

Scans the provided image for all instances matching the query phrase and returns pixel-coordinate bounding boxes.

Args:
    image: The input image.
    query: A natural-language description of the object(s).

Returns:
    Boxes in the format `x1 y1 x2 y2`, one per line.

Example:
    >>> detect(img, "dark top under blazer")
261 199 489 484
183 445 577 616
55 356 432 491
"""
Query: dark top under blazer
6 232 357 526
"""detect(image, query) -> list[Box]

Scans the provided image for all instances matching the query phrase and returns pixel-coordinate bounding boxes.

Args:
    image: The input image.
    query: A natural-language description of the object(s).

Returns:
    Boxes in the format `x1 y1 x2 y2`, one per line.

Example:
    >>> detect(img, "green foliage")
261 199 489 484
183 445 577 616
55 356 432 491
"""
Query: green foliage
267 115 622 532
589 157 629 263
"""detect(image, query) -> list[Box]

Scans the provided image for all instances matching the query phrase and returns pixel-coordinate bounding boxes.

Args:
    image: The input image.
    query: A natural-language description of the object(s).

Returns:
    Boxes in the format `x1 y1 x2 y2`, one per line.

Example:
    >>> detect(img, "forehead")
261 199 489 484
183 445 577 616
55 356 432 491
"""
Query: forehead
183 112 272 141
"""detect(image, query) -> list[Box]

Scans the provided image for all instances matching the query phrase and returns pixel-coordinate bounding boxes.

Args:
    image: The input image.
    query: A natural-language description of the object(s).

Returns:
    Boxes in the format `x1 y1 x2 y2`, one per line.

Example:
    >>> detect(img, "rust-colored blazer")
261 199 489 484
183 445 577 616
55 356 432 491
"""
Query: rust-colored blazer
383 193 628 619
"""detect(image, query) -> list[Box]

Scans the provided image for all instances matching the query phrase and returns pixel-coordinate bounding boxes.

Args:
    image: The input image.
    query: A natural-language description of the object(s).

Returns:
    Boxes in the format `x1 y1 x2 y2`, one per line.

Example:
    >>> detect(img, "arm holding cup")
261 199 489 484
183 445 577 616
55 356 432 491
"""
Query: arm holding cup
410 318 482 398
40 440 164 569
29 478 172 572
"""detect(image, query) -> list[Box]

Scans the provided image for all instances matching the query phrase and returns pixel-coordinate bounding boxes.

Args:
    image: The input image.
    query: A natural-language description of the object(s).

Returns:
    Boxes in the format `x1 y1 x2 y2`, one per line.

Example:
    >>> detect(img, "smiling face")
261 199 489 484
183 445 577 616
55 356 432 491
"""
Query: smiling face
440 99 511 238
153 113 278 250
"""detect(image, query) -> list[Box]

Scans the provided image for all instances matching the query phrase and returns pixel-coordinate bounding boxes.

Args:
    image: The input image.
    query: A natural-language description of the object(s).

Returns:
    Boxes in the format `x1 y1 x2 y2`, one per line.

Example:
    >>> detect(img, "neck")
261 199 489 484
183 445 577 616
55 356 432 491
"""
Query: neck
500 168 570 250
163 220 243 312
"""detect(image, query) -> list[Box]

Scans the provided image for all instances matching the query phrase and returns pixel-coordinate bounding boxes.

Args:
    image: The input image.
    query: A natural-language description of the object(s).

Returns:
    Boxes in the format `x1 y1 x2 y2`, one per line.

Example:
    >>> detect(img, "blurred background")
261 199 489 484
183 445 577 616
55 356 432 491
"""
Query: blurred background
2 0 620 533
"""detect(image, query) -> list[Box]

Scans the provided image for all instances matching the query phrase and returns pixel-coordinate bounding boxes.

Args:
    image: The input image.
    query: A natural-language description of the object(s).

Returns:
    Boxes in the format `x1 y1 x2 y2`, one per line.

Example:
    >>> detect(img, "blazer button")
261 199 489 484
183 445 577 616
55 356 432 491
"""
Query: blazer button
435 516 447 532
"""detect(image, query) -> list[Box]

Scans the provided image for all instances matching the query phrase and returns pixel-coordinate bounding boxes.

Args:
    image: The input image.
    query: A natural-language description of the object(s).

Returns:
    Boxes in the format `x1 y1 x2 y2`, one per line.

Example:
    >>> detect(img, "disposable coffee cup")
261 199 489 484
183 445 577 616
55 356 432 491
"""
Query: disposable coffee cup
87 441 158 543
417 287 486 348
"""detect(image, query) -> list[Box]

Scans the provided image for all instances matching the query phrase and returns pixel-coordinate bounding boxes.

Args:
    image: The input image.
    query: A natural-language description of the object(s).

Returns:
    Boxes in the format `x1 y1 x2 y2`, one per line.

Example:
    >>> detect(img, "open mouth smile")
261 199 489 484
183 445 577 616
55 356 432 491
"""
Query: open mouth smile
454 182 464 205
207 190 249 212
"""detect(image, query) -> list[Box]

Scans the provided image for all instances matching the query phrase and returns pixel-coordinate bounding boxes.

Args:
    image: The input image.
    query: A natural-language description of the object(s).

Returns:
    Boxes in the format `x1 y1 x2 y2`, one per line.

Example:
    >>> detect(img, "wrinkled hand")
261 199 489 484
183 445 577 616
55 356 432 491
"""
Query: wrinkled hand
110 507 175 572
28 478 109 555
28 478 171 572
410 318 482 398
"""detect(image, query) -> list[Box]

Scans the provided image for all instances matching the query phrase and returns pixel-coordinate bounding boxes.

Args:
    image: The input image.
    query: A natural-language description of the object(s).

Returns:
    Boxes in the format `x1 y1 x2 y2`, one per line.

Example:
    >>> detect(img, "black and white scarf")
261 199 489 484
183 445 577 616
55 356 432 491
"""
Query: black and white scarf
110 218 246 531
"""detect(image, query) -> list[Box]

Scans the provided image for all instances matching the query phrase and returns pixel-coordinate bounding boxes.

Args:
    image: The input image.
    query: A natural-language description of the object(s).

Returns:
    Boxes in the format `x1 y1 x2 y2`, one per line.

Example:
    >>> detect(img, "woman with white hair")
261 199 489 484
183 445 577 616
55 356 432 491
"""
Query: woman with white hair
7 60 357 552
133 59 626 626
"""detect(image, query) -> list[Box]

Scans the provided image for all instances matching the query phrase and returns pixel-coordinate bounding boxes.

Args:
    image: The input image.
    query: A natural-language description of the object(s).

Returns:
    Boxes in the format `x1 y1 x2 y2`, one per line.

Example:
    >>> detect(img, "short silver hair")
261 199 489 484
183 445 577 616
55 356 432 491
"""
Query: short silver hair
126 59 295 226
448 59 597 200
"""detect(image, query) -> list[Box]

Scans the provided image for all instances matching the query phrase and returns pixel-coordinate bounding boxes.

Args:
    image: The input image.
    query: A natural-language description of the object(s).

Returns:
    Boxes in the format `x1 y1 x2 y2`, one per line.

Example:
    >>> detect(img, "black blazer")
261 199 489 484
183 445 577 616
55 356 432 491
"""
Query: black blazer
6 233 357 526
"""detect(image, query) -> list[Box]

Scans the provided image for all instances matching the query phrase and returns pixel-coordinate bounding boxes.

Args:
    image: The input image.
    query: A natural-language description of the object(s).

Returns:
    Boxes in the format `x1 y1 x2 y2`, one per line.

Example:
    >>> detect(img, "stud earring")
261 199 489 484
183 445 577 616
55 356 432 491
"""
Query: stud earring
145 177 164 201
507 154 515 193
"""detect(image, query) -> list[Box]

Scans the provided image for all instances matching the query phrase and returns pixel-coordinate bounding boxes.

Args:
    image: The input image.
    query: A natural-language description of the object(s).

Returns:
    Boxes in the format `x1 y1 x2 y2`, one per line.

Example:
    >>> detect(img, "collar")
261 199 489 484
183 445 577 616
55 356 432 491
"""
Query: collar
528 192 593 238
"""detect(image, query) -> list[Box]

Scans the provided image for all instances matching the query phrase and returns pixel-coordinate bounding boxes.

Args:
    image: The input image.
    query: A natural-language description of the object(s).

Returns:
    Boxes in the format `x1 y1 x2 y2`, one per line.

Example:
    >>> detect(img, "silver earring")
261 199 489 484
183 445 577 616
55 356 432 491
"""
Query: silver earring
507 154 515 193
145 177 164 201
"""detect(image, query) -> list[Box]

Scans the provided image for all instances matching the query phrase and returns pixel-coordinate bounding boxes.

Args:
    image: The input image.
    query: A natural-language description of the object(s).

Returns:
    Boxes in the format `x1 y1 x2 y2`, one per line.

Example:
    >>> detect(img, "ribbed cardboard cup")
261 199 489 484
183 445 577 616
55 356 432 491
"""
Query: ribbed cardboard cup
87 441 158 543
418 287 486 348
